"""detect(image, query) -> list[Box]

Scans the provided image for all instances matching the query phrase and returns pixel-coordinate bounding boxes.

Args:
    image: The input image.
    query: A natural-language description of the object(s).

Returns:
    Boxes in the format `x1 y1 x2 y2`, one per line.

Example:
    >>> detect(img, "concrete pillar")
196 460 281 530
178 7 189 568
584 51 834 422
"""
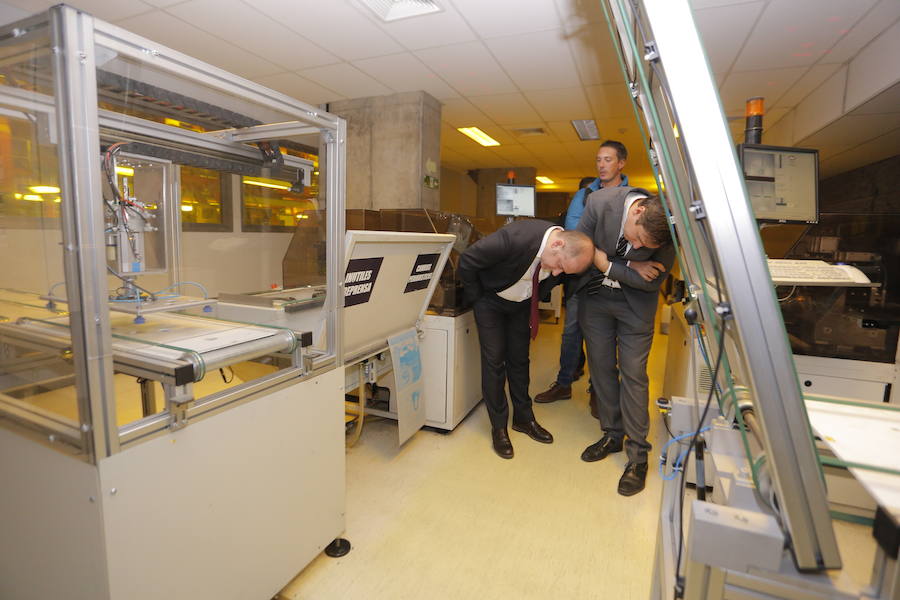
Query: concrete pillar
327 91 441 211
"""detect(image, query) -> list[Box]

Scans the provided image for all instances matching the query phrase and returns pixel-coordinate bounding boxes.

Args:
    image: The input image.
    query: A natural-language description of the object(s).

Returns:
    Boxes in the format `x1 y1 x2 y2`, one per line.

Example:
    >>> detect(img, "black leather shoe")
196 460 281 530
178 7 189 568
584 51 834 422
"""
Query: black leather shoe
580 435 623 462
589 388 599 419
618 461 648 496
534 382 571 403
512 420 554 443
491 427 514 459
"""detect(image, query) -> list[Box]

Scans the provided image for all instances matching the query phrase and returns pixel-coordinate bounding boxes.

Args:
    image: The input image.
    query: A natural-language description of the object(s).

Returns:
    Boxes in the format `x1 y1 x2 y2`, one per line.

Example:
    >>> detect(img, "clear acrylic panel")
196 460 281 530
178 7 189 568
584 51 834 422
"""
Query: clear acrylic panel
91 31 332 435
0 22 84 448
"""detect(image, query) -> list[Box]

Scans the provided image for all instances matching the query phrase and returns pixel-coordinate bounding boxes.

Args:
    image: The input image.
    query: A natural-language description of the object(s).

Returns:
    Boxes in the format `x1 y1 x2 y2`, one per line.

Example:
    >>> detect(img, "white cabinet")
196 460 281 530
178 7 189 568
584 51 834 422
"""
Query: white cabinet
421 311 483 430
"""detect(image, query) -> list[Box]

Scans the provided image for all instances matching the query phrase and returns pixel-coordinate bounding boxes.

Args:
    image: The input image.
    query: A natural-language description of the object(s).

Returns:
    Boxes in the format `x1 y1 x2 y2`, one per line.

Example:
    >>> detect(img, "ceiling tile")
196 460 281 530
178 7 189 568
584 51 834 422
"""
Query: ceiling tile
416 41 517 96
491 145 542 165
377 5 476 50
439 97 493 127
849 81 900 116
584 83 633 119
501 122 558 144
553 0 606 30
565 24 624 85
690 0 759 8
734 0 876 71
0 3 29 23
251 0 403 61
818 126 900 178
798 113 900 159
451 0 561 39
525 88 591 122
299 62 393 99
468 93 542 125
140 0 187 6
353 53 459 100
719 66 808 114
117 10 283 79
773 63 842 108
24 0 152 22
485 29 581 91
827 0 900 63
546 120 582 143
845 19 900 112
793 66 846 140
166 0 339 71
693 2 765 74
252 72 343 105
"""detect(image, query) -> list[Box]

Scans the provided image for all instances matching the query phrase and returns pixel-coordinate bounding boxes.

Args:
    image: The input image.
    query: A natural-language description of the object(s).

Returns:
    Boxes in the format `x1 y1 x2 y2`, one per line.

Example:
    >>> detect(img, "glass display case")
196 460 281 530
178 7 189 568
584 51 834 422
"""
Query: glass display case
0 5 346 460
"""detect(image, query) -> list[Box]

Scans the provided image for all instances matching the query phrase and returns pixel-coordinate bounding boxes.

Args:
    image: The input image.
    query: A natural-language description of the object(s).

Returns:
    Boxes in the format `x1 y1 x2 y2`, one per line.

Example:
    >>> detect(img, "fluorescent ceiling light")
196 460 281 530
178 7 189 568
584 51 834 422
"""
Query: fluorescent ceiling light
29 185 60 194
536 176 554 184
242 176 292 190
180 204 194 212
571 119 600 141
115 166 134 176
358 0 442 22
457 127 500 147
23 194 43 201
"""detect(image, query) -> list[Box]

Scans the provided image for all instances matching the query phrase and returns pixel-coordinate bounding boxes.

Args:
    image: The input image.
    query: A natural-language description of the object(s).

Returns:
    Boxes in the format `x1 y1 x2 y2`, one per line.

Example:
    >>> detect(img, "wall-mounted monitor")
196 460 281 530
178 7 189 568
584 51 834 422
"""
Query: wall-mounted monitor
737 143 818 224
496 183 535 217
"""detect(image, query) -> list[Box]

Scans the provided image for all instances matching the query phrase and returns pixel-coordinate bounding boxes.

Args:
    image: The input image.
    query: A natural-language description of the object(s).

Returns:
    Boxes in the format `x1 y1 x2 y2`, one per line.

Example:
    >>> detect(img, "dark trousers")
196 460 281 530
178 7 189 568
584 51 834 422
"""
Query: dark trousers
579 287 655 464
473 294 535 430
556 292 586 386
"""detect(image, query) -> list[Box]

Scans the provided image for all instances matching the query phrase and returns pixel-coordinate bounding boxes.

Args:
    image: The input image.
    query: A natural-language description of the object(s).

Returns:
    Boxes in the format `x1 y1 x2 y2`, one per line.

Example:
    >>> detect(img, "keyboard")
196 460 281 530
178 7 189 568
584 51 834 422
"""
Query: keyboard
767 259 875 287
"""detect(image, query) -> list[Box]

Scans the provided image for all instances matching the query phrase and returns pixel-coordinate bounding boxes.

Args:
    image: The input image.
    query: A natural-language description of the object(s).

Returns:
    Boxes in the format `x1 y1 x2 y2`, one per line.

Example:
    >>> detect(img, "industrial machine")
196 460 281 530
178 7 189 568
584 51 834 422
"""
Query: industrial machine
0 6 353 599
281 208 484 433
600 1 899 599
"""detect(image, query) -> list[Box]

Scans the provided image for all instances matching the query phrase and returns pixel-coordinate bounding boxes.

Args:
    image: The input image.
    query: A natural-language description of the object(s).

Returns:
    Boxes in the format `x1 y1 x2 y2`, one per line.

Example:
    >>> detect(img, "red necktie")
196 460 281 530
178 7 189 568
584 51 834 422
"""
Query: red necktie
529 265 540 340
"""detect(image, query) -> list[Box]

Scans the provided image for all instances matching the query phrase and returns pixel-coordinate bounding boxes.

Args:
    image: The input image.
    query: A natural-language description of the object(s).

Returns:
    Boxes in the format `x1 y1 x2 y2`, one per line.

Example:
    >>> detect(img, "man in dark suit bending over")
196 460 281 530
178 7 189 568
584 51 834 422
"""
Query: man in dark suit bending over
459 220 594 459
574 186 674 496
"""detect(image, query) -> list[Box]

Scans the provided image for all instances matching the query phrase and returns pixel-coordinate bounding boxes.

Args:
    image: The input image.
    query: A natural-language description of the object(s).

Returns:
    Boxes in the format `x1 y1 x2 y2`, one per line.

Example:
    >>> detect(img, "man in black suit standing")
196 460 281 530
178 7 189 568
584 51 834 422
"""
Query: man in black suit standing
459 220 594 459
574 186 674 496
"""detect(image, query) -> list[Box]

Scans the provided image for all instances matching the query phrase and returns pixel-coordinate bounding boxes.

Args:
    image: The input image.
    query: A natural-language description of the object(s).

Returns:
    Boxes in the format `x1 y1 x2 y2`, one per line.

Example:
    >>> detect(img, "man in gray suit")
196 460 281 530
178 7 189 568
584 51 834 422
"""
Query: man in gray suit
574 186 674 496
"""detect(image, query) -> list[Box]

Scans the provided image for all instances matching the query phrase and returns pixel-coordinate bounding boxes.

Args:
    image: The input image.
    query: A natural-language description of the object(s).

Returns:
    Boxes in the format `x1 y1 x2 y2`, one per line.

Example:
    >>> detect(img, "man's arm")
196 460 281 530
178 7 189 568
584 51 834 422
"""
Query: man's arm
564 188 587 230
458 229 511 304
606 245 676 292
575 191 599 238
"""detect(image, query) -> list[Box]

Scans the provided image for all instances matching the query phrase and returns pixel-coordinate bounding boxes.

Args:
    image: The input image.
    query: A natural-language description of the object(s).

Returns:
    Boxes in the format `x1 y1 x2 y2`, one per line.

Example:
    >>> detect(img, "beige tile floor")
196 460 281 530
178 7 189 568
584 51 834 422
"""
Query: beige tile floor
281 311 672 599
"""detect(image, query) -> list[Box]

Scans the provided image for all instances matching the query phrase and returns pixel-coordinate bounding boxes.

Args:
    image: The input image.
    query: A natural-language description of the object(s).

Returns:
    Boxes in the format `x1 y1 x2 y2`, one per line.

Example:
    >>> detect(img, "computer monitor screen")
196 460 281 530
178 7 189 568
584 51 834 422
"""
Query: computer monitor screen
738 143 818 223
496 184 535 217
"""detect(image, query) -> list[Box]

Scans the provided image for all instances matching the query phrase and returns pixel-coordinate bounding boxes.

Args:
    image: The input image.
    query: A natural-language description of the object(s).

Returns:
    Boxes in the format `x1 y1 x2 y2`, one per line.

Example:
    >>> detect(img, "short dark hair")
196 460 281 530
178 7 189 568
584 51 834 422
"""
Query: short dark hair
577 176 595 190
635 195 671 246
600 140 627 161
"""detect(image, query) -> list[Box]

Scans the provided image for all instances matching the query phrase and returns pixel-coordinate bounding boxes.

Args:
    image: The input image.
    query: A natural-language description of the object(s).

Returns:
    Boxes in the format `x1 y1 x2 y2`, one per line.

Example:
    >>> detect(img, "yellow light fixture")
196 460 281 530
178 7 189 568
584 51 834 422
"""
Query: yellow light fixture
457 127 500 147
295 214 310 220
536 176 554 184
115 166 135 176
14 193 22 199
180 204 194 212
242 176 292 190
23 194 43 202
53 197 61 203
29 185 60 194
673 124 679 139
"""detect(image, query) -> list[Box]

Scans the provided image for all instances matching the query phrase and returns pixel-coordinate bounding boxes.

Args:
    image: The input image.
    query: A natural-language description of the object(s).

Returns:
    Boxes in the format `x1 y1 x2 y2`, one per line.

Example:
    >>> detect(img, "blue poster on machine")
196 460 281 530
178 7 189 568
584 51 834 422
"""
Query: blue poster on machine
387 327 426 445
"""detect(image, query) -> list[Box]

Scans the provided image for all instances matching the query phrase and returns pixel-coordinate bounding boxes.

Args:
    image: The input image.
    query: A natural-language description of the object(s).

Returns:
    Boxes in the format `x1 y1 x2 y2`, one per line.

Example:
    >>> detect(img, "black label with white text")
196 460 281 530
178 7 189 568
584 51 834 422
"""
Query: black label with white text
404 253 440 293
344 257 383 307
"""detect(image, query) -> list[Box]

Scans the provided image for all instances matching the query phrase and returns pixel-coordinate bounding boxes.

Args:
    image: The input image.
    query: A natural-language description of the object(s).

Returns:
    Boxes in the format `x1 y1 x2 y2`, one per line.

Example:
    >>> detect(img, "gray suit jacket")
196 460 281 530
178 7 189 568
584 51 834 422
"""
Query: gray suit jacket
574 186 675 322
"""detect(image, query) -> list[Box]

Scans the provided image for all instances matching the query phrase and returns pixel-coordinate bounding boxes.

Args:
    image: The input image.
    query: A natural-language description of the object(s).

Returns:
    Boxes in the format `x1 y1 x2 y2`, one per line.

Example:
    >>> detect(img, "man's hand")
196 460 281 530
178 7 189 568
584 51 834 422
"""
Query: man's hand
593 248 610 272
629 260 666 281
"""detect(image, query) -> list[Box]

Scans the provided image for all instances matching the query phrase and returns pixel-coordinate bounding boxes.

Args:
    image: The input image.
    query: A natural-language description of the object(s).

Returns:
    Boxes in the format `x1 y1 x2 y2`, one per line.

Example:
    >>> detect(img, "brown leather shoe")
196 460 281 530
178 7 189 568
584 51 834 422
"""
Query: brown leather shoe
618 461 648 496
491 427 514 459
589 388 599 419
534 382 572 403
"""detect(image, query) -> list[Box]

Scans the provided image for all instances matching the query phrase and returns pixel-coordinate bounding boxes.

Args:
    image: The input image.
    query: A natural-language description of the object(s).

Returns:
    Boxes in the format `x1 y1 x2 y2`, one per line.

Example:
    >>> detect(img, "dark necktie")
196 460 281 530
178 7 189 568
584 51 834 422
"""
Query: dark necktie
586 235 628 294
529 265 540 340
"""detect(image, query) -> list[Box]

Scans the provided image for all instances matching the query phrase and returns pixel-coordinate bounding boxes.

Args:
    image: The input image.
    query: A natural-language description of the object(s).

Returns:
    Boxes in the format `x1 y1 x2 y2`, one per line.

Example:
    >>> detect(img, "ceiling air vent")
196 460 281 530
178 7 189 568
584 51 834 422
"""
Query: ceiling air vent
511 127 546 137
358 0 442 22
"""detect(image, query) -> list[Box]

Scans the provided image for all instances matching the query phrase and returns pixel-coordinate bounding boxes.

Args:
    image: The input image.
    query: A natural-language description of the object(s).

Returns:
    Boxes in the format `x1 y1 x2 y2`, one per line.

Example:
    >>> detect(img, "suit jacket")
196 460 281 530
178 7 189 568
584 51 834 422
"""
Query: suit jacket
574 186 675 321
459 219 562 306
